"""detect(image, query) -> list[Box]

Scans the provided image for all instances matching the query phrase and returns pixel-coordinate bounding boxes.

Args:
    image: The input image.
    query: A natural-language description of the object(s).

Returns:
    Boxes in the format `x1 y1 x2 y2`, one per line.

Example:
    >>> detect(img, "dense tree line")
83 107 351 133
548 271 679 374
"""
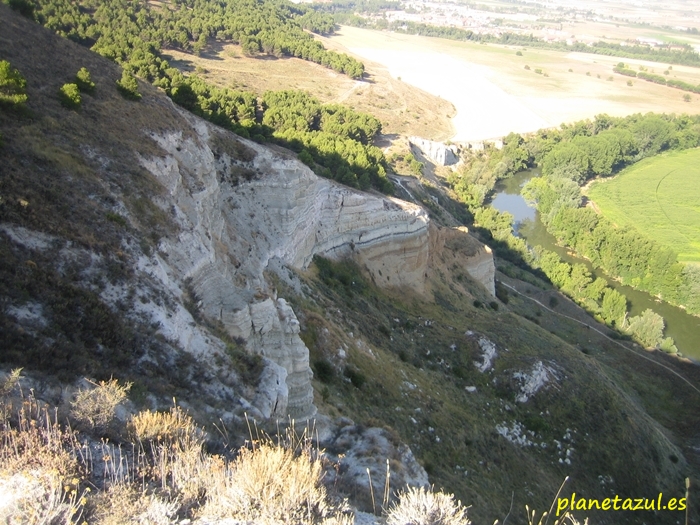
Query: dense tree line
446 115 700 350
520 113 700 317
20 0 395 190
27 0 365 83
448 132 531 208
172 80 391 191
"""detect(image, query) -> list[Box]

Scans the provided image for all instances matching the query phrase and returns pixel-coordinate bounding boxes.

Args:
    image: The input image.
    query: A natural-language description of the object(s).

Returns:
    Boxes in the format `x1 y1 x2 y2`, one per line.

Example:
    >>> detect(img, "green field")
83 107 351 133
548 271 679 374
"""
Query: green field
588 149 700 263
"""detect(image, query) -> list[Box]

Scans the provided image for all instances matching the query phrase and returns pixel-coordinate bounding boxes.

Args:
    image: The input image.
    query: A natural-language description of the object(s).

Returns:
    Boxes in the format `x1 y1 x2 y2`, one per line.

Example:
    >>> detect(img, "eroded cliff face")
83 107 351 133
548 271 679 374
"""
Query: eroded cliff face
138 107 494 419
409 136 459 166
429 225 496 297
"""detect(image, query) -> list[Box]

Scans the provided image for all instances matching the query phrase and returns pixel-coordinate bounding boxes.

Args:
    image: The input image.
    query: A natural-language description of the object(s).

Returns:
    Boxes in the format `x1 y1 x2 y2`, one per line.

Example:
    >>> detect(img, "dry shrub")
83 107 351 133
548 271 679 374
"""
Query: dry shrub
201 439 351 525
385 486 470 525
128 406 199 446
0 396 85 524
127 407 216 511
0 368 23 421
70 378 131 432
0 368 22 398
87 484 179 525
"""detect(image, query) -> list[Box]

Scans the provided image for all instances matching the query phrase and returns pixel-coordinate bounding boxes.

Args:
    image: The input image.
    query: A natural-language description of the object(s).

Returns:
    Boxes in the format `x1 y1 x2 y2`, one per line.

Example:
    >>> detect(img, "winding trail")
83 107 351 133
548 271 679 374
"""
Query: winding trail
500 281 700 395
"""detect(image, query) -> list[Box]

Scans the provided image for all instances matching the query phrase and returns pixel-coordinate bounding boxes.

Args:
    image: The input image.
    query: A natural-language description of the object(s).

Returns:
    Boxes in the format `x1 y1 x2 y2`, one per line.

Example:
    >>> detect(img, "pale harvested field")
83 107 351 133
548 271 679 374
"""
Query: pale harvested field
328 26 700 141
162 42 455 140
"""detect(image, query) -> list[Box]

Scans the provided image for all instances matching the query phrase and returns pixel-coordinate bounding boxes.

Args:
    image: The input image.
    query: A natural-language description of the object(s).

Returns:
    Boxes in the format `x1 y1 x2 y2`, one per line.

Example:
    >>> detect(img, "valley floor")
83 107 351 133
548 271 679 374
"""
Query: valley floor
327 26 700 141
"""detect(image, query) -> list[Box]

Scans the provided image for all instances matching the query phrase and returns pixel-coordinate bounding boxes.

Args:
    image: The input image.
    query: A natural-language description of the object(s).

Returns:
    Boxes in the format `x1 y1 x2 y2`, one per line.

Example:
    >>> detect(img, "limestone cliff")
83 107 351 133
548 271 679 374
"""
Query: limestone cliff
409 136 459 166
139 107 494 419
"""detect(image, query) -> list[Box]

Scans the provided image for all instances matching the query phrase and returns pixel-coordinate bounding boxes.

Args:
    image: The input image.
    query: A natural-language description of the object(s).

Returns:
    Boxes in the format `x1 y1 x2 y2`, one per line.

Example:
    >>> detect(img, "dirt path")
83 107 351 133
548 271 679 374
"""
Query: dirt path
337 80 364 103
500 280 700 395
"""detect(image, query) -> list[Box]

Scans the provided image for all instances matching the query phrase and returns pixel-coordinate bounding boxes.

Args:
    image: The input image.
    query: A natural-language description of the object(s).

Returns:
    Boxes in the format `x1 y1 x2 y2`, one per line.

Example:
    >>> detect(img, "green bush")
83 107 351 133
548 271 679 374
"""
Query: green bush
58 83 81 109
116 70 141 100
0 60 28 108
313 359 335 384
75 67 95 94
344 366 366 388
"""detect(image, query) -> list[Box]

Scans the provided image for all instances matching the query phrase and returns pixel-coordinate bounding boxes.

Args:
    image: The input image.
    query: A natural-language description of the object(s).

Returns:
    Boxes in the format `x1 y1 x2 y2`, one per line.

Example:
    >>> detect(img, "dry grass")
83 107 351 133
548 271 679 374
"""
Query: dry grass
1 377 351 524
0 395 85 525
128 405 200 446
201 431 352 525
526 506 588 525
87 484 179 525
162 42 455 140
385 486 471 525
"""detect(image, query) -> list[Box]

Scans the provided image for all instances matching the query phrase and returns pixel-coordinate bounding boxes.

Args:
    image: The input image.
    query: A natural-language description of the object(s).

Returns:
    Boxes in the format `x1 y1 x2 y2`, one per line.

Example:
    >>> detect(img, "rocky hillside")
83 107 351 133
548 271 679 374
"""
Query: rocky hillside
2 6 699 524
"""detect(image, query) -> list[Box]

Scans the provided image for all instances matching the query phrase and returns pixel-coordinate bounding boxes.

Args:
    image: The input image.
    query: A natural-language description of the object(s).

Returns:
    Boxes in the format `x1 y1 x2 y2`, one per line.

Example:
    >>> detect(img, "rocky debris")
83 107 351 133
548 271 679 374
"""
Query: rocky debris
513 361 559 403
322 420 429 511
409 136 459 166
495 420 535 447
474 337 497 373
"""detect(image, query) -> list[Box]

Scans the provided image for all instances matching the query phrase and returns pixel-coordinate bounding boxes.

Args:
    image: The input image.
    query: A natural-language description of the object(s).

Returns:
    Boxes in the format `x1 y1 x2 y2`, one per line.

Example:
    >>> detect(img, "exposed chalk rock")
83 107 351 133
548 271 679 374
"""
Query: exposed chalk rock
252 358 289 419
137 106 494 419
429 225 495 296
409 136 459 166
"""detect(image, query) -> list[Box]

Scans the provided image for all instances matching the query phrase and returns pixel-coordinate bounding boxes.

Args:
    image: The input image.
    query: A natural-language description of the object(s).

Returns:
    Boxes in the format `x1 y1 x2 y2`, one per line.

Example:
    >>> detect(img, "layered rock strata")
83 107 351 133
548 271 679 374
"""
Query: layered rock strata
140 107 493 419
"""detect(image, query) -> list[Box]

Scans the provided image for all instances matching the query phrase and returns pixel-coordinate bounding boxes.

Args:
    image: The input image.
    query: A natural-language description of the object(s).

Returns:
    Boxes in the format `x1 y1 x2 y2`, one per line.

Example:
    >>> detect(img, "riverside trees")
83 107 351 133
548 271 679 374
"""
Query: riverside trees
448 112 700 350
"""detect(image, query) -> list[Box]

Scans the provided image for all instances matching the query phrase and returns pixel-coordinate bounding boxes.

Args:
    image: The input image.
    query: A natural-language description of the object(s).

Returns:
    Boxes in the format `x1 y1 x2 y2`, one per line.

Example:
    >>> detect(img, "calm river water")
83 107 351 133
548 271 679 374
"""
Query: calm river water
490 170 700 360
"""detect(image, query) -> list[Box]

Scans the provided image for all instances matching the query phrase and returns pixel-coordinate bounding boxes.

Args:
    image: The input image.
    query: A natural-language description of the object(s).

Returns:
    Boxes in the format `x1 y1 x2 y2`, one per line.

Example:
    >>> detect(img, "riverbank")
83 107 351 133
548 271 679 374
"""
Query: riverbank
490 170 700 361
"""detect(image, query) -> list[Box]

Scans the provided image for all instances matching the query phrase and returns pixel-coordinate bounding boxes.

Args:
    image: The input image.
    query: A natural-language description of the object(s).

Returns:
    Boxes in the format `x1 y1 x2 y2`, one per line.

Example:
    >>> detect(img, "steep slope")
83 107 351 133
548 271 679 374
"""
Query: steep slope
1 7 699 525
0 5 492 420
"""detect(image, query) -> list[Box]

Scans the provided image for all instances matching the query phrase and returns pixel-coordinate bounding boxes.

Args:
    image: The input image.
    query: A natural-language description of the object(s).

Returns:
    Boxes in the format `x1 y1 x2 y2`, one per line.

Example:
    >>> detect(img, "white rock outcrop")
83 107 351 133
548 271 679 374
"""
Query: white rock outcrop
136 106 494 419
409 136 459 166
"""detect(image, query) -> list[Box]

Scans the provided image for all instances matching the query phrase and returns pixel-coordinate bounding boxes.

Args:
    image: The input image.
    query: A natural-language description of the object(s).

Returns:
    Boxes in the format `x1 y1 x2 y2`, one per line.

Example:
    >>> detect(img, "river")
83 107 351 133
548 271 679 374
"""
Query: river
490 170 700 360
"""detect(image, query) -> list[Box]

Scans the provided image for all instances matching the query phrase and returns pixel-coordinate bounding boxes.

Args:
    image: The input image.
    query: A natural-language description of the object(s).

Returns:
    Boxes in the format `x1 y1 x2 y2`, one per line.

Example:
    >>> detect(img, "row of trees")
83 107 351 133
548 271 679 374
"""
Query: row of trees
465 201 674 349
536 248 676 351
519 113 700 319
613 63 700 95
22 0 389 189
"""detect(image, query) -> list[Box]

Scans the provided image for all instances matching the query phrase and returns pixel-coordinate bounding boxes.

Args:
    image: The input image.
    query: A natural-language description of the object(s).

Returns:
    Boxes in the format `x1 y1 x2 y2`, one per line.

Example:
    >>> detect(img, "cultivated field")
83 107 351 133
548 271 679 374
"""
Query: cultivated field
161 42 455 140
327 26 700 141
587 149 700 263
